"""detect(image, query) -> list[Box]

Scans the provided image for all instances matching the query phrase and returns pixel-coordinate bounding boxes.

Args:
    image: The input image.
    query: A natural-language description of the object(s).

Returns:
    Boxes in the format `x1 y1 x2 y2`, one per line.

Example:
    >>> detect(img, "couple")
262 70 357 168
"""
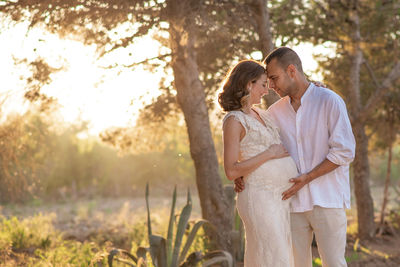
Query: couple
219 47 356 267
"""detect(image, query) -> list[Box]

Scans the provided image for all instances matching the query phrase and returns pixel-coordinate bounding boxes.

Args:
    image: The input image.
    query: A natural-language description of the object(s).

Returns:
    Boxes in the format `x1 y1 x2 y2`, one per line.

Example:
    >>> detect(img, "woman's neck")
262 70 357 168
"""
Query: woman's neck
241 105 253 114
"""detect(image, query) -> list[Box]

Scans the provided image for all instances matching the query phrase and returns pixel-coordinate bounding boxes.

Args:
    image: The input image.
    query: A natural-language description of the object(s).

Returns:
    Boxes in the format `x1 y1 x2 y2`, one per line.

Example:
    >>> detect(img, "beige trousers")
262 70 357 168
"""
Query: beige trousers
290 206 347 267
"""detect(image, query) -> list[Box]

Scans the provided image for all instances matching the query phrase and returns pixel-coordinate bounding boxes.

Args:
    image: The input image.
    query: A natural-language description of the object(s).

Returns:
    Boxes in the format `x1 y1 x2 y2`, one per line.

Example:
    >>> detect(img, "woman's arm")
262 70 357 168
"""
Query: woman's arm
223 116 289 180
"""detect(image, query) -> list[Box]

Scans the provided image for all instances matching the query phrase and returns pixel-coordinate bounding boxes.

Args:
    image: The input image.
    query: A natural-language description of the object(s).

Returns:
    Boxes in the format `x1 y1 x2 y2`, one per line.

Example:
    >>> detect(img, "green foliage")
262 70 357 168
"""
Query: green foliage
0 214 58 252
0 112 51 202
0 214 108 266
312 253 362 266
232 209 245 262
0 0 269 123
388 209 400 229
369 90 400 182
34 241 106 267
370 145 400 184
345 252 361 263
107 184 233 267
0 111 197 203
312 253 361 266
312 257 322 267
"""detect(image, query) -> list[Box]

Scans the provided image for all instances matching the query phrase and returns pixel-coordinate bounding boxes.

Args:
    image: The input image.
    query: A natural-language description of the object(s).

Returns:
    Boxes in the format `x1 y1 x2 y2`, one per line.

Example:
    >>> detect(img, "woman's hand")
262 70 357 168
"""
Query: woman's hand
266 144 290 159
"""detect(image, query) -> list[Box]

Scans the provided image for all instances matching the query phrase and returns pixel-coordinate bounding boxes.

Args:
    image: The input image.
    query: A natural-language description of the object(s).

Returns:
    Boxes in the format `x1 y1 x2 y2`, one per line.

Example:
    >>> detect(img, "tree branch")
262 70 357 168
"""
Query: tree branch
249 0 274 59
358 60 400 122
363 59 380 89
101 53 172 69
315 1 344 26
106 22 158 52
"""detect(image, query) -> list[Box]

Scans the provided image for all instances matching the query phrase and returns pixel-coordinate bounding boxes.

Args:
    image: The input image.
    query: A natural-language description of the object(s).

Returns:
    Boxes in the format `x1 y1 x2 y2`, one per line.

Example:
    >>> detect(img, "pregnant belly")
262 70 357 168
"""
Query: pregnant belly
244 156 299 188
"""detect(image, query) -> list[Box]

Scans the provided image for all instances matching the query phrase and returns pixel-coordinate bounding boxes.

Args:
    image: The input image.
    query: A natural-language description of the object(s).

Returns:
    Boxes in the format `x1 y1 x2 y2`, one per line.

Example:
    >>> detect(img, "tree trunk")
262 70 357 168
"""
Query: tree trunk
378 109 395 235
377 142 392 235
348 3 375 239
167 0 232 252
352 123 375 239
250 0 274 60
250 0 280 106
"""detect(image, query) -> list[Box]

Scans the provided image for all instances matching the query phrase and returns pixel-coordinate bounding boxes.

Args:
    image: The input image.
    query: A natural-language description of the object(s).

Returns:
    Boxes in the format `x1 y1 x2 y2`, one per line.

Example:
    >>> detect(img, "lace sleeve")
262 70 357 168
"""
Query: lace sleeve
222 111 248 134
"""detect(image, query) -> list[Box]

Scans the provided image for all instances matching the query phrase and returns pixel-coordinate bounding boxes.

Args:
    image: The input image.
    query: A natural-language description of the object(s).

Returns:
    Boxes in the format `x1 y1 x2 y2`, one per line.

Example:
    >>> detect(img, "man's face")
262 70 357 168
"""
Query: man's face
266 58 292 98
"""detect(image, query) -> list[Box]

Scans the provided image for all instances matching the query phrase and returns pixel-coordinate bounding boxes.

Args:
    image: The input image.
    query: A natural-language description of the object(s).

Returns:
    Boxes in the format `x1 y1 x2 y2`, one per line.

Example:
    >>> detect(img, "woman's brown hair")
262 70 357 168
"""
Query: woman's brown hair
218 60 266 112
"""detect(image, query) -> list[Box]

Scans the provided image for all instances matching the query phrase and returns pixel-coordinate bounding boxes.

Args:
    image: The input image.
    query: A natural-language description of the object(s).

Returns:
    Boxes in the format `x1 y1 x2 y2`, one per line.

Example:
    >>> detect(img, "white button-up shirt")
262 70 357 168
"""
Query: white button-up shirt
268 83 355 212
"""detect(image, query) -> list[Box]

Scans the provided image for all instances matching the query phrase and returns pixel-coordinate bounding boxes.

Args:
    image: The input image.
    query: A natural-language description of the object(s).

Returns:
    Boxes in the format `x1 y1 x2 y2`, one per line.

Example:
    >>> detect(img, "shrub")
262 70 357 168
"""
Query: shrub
105 184 233 267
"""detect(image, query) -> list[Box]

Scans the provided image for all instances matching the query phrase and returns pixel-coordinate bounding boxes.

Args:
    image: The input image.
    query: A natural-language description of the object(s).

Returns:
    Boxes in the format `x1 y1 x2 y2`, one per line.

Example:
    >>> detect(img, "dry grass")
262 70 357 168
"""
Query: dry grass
1 196 400 266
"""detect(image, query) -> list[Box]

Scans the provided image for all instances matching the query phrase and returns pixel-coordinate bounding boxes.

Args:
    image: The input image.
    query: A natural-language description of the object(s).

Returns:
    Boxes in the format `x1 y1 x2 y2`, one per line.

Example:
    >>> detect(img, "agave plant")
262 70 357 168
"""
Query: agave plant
106 184 233 267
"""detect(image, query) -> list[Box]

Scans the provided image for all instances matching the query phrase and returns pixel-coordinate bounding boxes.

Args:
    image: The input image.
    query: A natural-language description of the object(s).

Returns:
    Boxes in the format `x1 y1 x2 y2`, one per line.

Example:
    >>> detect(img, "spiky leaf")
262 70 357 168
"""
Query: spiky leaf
179 252 203 267
149 235 167 267
113 257 136 267
136 247 148 262
145 183 157 264
171 194 192 267
108 249 138 267
137 257 147 267
145 183 152 237
167 185 177 266
202 250 233 267
179 219 210 264
187 188 192 205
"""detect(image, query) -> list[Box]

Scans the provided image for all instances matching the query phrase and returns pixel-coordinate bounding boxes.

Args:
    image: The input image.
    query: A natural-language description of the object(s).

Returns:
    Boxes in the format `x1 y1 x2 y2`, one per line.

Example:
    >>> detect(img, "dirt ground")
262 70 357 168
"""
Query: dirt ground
345 234 400 267
310 230 400 266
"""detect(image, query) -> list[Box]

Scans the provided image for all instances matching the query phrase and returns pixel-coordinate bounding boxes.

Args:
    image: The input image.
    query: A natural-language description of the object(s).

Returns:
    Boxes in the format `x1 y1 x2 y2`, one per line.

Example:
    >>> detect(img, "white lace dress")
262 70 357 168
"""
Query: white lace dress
223 108 298 267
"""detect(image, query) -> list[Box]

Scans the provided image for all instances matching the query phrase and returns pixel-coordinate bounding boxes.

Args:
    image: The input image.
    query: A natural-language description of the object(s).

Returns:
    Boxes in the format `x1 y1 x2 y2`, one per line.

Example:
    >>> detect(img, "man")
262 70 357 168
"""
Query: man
235 47 355 267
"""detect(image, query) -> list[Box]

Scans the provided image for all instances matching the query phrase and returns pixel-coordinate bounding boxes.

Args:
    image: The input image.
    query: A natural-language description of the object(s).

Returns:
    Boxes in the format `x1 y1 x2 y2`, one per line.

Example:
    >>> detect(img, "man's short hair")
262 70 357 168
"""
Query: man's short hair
263 47 303 73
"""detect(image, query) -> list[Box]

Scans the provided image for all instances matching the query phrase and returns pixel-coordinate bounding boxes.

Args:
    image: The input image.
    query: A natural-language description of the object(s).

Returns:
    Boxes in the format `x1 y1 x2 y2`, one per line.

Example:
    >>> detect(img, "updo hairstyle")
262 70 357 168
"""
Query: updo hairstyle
218 60 266 112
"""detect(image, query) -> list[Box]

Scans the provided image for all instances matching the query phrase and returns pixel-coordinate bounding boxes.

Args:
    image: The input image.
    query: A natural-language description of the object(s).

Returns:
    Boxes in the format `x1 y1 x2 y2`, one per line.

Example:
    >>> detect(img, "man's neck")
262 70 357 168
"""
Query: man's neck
290 79 310 103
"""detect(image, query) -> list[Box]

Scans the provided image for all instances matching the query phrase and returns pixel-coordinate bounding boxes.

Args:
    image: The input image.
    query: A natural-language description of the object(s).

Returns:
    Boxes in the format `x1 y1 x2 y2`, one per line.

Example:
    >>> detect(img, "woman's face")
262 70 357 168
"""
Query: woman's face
248 73 268 105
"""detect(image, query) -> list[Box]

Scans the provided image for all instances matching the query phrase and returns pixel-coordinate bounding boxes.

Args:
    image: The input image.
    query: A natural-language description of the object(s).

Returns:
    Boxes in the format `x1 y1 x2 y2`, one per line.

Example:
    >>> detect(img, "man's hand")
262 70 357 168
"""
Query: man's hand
282 174 310 200
312 81 327 88
234 177 245 193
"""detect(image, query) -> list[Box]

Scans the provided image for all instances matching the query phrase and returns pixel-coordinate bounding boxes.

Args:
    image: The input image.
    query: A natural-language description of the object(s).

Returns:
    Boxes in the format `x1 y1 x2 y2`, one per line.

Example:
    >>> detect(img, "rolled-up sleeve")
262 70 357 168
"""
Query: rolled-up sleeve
326 94 356 166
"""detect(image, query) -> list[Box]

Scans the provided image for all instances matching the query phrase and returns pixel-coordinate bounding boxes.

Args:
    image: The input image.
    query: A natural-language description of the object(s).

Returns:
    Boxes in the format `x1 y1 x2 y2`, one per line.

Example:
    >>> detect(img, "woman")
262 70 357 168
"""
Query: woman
218 60 298 266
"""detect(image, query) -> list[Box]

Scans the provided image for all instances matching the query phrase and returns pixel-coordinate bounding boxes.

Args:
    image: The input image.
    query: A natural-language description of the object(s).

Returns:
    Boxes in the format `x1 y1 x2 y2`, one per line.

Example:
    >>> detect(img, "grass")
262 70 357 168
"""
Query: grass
0 214 109 266
1 196 399 266
312 253 361 266
312 257 322 266
0 196 209 266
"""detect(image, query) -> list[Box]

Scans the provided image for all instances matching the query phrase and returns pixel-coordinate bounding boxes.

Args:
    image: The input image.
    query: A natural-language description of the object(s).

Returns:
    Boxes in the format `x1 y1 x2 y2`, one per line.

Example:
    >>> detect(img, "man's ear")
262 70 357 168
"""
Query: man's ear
287 64 297 78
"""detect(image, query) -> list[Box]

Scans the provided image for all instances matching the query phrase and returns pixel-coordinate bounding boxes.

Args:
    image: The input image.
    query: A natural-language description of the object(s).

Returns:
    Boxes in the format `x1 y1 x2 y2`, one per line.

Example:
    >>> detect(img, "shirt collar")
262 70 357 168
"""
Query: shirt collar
300 82 314 105
283 82 314 107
